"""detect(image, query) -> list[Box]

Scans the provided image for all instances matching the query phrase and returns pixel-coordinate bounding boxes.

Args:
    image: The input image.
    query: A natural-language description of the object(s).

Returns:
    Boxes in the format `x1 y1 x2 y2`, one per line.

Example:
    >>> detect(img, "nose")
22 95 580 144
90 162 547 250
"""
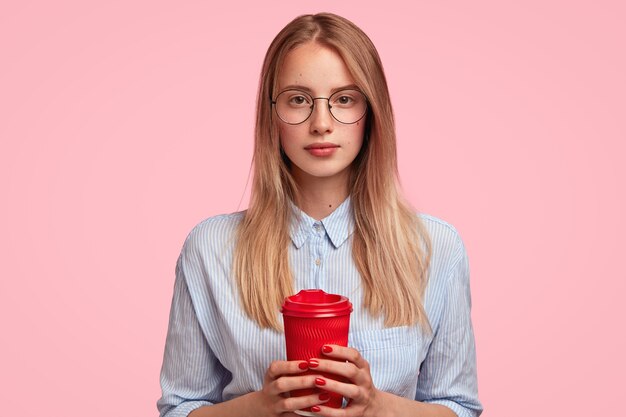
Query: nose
309 98 333 135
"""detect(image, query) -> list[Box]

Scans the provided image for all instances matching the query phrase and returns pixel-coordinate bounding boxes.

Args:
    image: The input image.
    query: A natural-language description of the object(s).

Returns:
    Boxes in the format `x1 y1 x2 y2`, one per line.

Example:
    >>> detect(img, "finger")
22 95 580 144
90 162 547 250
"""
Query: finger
307 358 366 385
269 374 323 396
309 404 356 417
281 391 331 413
313 376 360 402
321 345 369 370
265 360 310 381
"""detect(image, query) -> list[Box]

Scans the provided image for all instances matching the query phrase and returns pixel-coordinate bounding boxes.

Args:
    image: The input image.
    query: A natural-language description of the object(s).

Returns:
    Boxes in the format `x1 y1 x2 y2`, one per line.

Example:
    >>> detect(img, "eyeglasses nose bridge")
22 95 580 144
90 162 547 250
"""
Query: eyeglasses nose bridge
310 96 333 116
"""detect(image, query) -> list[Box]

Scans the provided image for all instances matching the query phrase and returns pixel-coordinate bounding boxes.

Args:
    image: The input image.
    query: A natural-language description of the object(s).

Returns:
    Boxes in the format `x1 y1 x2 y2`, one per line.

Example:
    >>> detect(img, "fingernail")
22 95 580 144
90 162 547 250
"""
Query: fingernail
315 377 326 386
311 406 321 412
308 359 319 368
319 392 331 401
322 345 333 354
298 361 309 370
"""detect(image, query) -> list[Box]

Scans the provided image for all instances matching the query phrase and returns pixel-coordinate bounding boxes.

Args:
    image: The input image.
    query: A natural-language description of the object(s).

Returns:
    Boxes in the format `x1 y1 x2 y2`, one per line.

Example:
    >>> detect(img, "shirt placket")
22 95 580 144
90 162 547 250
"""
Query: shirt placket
312 221 326 288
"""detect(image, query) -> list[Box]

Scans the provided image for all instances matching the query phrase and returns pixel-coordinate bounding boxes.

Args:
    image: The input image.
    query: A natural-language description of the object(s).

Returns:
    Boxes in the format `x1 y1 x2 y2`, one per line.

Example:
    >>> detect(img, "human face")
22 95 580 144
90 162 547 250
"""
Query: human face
276 43 366 187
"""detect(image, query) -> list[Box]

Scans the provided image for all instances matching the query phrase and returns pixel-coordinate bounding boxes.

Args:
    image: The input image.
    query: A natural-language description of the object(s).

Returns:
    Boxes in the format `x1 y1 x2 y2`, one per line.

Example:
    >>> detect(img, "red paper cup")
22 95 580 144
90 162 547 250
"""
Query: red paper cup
281 289 352 416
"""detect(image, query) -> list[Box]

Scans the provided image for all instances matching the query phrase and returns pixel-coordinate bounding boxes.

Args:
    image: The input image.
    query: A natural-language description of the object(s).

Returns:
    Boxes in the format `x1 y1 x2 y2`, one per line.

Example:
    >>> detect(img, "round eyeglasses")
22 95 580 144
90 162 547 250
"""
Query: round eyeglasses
271 88 368 125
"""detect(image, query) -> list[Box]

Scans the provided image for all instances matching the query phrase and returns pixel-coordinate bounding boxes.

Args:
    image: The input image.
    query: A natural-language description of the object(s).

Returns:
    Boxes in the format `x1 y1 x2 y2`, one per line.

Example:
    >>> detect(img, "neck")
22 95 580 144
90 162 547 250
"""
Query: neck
292 170 351 220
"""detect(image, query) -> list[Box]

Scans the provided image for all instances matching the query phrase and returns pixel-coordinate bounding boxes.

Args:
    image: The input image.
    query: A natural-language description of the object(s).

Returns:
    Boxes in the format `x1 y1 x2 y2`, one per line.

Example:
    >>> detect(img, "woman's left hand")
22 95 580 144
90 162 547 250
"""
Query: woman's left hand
306 344 390 417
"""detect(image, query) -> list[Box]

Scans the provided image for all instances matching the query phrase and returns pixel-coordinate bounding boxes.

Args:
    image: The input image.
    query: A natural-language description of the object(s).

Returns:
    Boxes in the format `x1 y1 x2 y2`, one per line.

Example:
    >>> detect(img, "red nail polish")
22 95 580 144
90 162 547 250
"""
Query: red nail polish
298 361 309 370
315 377 326 386
322 345 333 354
308 359 319 368
319 392 331 401
311 406 321 412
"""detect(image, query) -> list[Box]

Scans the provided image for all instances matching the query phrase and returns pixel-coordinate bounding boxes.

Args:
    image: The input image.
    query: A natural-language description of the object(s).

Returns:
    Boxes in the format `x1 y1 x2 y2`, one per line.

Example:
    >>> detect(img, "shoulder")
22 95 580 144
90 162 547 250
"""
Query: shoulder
417 213 468 277
418 213 464 251
181 211 245 257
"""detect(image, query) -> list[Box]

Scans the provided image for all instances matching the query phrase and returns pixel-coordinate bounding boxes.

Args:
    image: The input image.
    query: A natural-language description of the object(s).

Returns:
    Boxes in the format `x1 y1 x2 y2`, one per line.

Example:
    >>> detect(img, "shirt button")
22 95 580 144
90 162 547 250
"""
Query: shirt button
315 258 321 266
314 223 321 231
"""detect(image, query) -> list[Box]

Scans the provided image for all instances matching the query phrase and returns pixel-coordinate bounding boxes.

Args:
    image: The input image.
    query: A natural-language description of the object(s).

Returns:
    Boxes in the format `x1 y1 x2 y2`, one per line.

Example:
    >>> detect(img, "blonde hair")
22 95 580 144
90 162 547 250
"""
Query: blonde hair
234 13 432 330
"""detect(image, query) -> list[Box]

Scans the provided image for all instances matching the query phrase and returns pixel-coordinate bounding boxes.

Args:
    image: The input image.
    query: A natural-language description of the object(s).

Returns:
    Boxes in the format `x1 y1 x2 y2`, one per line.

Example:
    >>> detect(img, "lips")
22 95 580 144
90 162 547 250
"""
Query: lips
304 143 340 150
304 143 339 157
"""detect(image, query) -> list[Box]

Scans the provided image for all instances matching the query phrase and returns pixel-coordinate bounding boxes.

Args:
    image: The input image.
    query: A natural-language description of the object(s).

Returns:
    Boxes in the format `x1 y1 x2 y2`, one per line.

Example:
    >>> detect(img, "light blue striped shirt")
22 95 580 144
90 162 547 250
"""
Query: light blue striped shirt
157 198 482 416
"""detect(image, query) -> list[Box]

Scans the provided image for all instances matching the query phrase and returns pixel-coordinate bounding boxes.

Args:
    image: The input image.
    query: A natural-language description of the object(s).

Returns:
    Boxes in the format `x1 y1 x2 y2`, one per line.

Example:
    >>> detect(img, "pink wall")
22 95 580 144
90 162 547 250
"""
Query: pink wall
1 1 624 415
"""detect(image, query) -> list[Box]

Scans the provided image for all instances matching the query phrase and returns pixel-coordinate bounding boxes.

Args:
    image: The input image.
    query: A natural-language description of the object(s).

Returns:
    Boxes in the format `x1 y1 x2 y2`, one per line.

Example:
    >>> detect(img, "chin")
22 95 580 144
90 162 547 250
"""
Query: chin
300 168 350 179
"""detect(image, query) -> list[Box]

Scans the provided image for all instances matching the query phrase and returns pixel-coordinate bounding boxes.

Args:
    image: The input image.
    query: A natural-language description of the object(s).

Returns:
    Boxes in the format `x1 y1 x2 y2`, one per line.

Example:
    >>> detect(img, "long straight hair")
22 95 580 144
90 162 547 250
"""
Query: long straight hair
234 13 432 330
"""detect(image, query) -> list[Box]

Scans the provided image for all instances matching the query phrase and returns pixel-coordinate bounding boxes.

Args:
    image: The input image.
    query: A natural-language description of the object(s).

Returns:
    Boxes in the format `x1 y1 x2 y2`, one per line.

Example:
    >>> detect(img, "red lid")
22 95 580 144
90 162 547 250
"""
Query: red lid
281 289 353 318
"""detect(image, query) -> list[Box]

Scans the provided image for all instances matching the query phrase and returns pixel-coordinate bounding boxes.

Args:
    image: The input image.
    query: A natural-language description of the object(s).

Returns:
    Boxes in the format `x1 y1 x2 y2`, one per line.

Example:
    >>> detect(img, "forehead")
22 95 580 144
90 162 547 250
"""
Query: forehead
277 42 355 94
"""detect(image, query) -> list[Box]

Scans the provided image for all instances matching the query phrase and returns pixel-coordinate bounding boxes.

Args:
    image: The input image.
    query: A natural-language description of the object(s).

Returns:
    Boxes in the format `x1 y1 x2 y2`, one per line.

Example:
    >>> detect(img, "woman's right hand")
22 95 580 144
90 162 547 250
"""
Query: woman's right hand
255 359 329 416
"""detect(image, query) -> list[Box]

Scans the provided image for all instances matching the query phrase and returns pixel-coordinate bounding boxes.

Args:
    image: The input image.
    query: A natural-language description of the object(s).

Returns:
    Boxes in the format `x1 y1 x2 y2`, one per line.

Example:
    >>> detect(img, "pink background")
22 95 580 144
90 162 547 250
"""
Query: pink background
1 1 624 415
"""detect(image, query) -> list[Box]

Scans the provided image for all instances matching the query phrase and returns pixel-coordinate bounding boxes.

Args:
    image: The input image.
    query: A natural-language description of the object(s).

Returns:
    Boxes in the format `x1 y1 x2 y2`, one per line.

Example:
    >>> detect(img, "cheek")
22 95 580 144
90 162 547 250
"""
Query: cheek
278 125 290 149
355 118 366 135
278 123 285 140
351 123 366 148
278 124 302 143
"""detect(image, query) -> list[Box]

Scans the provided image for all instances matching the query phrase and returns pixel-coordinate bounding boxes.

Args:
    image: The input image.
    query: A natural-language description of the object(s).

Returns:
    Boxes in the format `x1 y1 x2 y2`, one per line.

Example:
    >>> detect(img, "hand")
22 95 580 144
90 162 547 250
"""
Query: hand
256 359 330 416
306 345 387 417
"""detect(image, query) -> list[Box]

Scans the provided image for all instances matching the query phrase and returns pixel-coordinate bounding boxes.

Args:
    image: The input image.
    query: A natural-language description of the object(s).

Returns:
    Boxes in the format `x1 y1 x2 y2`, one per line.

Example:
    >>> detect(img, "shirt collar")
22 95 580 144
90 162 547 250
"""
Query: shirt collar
289 197 355 249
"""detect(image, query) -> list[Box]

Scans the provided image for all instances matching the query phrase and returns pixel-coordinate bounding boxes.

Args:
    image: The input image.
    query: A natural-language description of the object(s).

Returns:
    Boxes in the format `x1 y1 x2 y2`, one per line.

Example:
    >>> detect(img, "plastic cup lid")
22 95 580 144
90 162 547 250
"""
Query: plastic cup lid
281 289 353 318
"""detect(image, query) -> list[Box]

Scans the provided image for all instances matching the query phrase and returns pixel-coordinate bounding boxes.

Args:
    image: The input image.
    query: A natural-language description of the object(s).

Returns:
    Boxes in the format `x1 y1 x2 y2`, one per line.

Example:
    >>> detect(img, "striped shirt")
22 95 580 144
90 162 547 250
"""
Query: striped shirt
157 198 482 416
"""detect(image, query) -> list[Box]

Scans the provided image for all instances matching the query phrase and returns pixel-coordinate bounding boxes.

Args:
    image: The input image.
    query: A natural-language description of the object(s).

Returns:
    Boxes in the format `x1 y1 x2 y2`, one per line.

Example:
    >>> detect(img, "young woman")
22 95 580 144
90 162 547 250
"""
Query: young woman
158 13 482 417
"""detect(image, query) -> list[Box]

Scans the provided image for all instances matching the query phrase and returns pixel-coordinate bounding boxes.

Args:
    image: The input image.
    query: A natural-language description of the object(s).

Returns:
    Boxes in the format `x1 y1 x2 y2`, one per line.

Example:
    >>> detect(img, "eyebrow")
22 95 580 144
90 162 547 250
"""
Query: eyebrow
279 84 361 94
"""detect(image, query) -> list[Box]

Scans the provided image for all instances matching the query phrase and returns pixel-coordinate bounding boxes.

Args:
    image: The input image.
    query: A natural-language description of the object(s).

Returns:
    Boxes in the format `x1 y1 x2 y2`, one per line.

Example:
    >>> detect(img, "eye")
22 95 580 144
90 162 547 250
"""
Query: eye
331 90 363 107
283 92 312 107
290 95 308 105
336 95 353 105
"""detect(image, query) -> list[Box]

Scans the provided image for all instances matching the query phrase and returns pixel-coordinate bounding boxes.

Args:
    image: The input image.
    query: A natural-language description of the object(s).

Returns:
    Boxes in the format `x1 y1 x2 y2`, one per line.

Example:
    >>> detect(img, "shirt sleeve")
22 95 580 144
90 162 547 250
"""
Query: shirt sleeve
415 238 483 417
157 253 232 417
